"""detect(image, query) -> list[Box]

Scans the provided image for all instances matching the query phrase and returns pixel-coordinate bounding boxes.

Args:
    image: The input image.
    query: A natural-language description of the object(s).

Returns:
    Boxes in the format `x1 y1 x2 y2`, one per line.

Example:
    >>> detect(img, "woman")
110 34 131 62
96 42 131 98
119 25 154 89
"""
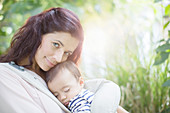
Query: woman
0 7 126 113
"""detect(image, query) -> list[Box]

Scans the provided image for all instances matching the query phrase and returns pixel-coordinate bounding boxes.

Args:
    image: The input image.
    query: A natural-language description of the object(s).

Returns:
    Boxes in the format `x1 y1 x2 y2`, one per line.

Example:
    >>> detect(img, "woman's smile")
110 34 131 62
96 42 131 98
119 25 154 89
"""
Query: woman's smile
45 56 55 68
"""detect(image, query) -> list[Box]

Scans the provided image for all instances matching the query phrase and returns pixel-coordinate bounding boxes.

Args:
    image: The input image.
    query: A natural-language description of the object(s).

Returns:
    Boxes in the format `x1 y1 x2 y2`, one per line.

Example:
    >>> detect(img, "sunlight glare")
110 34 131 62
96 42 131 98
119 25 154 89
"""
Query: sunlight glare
83 24 108 56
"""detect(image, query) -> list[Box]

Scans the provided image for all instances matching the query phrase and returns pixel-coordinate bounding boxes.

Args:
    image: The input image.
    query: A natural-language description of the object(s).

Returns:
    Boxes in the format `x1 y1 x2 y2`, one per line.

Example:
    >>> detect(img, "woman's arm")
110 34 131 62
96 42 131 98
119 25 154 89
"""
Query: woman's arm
84 79 120 113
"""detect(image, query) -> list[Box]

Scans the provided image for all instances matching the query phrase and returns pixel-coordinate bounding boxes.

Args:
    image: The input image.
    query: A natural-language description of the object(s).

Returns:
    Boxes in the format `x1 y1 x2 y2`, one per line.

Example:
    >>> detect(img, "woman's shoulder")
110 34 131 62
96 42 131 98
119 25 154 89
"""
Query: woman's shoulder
0 62 26 78
0 62 9 65
0 62 11 70
0 63 20 78
0 62 24 71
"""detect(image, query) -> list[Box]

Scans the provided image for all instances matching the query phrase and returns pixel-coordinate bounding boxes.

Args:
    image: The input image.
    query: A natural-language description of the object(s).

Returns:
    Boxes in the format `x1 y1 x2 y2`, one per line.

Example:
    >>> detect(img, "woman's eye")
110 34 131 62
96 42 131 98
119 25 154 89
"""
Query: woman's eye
53 42 60 48
64 52 72 56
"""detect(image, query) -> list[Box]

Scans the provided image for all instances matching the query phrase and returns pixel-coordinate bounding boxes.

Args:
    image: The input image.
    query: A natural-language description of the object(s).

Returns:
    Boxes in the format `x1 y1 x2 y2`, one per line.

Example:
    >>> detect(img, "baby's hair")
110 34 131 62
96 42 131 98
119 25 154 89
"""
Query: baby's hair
46 60 81 83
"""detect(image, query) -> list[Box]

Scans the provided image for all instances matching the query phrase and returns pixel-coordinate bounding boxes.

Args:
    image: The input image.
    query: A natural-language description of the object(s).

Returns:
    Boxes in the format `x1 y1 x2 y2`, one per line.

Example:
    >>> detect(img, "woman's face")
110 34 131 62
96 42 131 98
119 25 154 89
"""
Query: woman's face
35 32 79 71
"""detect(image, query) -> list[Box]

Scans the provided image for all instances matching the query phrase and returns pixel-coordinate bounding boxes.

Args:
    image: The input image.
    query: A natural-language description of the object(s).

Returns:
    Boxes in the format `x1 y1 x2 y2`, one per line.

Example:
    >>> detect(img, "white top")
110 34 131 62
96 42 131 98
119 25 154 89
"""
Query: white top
0 62 120 113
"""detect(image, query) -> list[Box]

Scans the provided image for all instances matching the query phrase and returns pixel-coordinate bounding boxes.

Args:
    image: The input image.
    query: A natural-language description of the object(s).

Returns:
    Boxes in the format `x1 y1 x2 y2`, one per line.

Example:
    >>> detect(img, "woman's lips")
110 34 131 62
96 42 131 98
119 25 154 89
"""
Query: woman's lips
45 57 55 67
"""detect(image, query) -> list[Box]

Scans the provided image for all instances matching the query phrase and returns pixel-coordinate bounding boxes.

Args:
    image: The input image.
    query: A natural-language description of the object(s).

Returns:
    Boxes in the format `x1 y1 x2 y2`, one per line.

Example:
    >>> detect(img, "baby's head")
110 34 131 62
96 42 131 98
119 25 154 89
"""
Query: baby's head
46 61 84 106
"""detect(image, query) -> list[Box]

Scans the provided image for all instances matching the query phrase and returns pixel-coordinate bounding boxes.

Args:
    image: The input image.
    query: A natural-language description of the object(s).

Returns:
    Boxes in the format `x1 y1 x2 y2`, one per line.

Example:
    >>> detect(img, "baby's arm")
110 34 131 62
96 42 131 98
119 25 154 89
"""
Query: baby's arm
72 105 91 113
69 103 91 113
68 90 94 113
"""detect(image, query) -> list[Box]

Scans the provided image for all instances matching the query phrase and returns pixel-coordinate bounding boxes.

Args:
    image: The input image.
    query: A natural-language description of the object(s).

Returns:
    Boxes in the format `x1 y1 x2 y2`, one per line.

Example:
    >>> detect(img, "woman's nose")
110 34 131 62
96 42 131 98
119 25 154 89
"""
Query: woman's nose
53 50 64 63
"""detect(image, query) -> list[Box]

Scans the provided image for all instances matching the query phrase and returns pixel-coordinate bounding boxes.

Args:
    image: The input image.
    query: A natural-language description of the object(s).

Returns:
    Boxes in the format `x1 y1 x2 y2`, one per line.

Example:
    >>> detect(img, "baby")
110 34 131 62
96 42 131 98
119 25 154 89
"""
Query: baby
46 61 94 113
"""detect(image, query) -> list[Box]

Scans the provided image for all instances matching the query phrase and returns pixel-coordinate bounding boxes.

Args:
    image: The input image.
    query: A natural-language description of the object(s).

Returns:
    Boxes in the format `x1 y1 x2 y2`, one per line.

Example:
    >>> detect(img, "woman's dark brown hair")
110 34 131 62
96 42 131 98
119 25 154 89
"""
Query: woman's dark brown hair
0 7 84 67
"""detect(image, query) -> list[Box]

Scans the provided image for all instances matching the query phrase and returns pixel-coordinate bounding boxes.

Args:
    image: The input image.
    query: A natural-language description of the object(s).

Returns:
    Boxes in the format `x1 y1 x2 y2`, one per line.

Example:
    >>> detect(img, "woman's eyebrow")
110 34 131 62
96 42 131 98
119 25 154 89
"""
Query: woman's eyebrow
55 40 64 46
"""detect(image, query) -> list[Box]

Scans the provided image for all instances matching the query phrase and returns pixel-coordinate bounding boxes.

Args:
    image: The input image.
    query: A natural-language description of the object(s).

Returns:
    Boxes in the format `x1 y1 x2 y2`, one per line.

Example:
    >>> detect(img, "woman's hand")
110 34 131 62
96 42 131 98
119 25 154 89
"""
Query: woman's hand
117 106 129 113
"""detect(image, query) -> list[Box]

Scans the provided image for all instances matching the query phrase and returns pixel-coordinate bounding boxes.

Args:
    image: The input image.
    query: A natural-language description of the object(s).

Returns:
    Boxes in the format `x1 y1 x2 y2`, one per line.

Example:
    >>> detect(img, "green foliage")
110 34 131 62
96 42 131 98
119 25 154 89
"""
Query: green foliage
104 1 170 112
163 21 170 30
105 45 169 113
154 0 162 3
154 3 170 66
0 0 44 55
154 39 170 65
165 4 170 17
161 107 170 113
162 79 170 87
153 1 170 74
153 0 170 90
153 1 170 113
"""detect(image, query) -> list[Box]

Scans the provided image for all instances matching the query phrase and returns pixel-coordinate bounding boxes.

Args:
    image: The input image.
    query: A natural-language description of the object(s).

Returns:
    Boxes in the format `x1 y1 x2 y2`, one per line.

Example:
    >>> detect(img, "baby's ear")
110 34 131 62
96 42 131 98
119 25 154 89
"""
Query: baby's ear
79 77 84 86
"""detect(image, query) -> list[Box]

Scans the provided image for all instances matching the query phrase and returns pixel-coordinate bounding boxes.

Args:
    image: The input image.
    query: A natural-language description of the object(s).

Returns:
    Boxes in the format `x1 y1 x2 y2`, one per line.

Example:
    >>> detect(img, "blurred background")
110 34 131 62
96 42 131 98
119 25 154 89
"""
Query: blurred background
0 0 169 112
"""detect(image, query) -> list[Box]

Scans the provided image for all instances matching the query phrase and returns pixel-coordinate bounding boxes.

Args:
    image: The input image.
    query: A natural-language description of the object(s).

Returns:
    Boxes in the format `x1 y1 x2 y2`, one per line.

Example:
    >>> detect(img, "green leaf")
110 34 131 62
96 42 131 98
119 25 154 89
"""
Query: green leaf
165 4 170 17
0 29 6 36
163 21 170 30
156 43 170 52
154 0 162 3
154 52 169 65
158 39 165 43
136 67 148 75
161 107 170 113
162 79 170 87
166 38 170 43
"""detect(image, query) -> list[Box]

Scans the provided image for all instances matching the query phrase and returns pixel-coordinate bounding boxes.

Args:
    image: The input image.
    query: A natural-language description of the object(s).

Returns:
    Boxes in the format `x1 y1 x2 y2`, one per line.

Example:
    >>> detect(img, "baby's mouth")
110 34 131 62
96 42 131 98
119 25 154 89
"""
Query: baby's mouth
64 101 69 107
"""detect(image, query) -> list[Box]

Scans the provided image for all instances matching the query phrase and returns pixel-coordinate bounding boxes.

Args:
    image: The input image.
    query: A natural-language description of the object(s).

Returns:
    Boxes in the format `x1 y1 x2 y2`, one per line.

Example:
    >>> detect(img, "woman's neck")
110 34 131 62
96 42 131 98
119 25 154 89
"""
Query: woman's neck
18 57 46 80
31 61 46 80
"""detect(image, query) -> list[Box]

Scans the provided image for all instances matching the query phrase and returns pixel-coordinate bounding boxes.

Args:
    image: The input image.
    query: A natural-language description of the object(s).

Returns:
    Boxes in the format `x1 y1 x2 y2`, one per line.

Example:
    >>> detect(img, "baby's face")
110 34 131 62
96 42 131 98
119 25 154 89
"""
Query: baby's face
47 68 84 107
